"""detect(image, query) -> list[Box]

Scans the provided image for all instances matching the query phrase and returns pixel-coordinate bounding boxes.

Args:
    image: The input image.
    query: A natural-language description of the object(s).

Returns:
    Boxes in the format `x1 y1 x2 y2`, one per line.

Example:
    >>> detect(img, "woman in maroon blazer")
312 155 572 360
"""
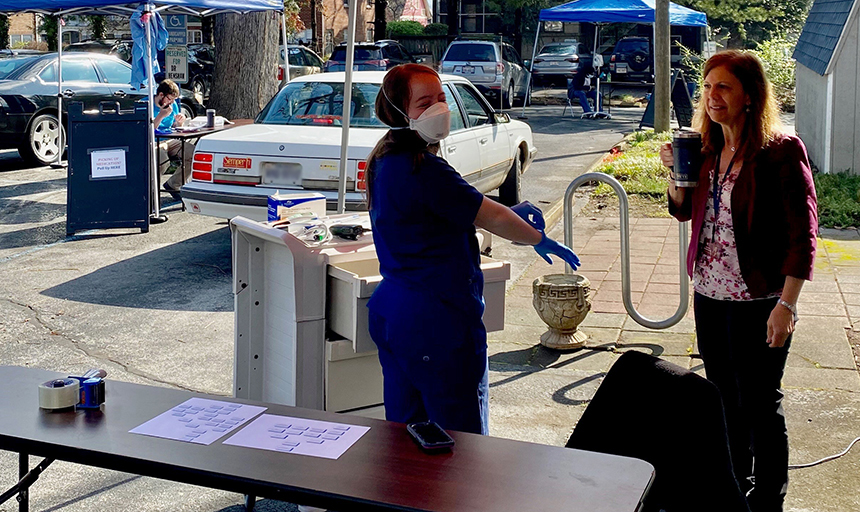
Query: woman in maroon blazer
661 50 817 512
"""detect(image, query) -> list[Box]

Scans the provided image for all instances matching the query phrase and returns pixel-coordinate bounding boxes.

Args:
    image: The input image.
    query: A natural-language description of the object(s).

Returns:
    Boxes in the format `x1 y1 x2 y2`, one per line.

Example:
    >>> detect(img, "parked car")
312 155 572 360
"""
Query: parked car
609 36 653 82
65 39 133 62
439 40 530 109
0 52 204 166
278 44 324 82
531 41 593 86
0 49 48 59
323 41 416 72
180 71 536 219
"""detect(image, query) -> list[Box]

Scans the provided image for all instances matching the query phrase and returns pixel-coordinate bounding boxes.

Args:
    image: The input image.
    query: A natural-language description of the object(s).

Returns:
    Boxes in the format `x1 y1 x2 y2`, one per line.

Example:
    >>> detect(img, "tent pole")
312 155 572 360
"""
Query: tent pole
53 15 65 169
518 22 540 119
336 0 359 214
281 11 290 86
145 3 165 223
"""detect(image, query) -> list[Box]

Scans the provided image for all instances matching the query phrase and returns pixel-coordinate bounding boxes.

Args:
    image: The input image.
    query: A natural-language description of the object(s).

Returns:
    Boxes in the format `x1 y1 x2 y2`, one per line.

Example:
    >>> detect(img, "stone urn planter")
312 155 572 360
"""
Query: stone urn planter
532 273 592 350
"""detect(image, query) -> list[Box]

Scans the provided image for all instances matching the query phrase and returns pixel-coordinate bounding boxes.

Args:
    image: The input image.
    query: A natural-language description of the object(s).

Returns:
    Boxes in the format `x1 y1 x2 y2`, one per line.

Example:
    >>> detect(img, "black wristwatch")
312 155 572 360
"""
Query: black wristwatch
777 299 799 324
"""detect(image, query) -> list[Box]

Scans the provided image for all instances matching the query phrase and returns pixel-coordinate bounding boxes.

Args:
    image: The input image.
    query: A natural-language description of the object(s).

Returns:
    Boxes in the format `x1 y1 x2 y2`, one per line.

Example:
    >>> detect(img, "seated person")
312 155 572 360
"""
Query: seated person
153 79 194 197
567 69 601 114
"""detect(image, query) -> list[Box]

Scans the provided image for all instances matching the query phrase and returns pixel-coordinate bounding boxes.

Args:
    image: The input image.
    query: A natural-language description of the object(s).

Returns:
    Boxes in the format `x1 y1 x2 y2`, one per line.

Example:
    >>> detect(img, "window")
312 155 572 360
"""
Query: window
256 81 385 128
287 48 306 67
443 84 465 132
98 59 131 84
544 21 563 32
188 30 203 44
39 64 56 82
303 50 323 68
454 83 490 127
444 44 495 63
62 60 99 82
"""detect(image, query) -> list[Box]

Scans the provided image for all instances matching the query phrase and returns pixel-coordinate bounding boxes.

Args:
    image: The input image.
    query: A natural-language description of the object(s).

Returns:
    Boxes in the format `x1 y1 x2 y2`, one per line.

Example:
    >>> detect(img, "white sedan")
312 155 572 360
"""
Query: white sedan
180 71 537 221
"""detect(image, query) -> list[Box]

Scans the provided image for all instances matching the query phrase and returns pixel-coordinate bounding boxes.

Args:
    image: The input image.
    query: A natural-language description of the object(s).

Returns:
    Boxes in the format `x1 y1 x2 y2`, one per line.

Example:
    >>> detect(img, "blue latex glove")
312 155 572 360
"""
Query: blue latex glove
510 201 546 232
534 232 581 270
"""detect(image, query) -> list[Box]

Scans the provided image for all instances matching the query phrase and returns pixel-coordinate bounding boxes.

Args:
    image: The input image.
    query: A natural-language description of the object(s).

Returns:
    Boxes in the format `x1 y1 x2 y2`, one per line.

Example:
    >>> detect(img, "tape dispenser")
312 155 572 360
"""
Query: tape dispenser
38 369 106 411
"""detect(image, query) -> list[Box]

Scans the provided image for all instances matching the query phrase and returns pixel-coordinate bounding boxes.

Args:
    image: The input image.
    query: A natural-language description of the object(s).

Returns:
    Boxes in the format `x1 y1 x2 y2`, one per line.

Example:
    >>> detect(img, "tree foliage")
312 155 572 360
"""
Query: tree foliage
86 16 107 40
674 0 810 47
749 33 797 111
40 15 59 51
424 23 448 36
0 15 8 50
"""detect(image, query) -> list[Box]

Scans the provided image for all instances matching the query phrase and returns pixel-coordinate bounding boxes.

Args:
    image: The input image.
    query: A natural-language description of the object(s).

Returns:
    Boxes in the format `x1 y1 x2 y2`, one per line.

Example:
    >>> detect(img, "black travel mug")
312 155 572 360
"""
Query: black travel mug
671 130 702 188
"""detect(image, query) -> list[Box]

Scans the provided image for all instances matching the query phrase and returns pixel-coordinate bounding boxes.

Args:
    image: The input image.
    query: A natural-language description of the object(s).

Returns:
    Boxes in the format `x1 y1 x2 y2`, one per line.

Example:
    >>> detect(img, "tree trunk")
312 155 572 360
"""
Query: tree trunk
202 16 214 46
374 0 387 40
209 12 279 120
447 0 459 37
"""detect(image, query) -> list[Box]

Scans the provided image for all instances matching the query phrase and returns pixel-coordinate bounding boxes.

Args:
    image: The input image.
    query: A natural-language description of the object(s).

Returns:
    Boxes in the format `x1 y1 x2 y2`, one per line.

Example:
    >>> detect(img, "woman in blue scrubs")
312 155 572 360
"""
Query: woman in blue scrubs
366 64 581 435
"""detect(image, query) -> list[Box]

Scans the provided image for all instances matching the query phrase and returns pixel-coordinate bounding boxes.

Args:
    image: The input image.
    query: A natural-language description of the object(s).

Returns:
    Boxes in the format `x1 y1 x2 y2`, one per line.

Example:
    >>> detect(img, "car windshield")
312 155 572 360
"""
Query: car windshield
0 56 38 79
330 48 381 62
444 44 495 62
539 45 576 55
256 81 385 128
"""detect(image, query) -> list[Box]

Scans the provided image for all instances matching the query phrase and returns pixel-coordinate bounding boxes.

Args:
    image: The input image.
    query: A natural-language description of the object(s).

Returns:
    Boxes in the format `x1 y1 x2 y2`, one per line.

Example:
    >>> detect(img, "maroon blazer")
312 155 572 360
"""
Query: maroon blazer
669 134 818 298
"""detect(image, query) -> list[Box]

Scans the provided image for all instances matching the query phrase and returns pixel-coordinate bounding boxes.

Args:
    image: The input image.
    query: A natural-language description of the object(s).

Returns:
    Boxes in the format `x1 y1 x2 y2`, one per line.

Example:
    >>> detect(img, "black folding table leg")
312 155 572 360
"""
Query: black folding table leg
18 452 27 512
244 494 256 511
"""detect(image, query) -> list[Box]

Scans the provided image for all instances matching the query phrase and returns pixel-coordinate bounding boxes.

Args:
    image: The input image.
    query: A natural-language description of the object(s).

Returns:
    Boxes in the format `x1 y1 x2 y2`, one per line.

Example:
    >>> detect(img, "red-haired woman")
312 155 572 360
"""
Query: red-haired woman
365 64 580 435
662 51 817 511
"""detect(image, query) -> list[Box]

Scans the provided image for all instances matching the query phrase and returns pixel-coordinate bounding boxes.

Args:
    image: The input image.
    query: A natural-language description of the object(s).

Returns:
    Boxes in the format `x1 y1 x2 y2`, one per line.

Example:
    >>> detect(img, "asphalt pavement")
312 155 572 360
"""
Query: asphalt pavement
2 97 855 512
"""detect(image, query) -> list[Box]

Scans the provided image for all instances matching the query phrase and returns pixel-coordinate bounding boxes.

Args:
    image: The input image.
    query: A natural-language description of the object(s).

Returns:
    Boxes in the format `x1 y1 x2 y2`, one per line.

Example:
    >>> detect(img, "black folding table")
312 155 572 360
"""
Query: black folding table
0 366 654 512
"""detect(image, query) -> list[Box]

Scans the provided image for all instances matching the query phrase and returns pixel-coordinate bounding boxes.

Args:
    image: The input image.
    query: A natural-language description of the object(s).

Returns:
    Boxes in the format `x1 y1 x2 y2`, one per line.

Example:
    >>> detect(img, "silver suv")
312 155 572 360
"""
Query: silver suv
440 40 530 109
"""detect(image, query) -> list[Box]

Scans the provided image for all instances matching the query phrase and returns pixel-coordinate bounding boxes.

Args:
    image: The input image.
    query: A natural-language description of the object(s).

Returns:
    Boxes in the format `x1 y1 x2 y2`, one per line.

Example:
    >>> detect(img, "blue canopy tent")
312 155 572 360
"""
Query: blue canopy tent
0 0 288 222
525 0 708 117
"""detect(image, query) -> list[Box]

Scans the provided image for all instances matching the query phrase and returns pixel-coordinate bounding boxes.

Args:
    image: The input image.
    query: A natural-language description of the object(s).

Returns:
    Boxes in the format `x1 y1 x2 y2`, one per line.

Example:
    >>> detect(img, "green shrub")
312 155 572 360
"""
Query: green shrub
387 21 424 38
424 23 448 36
749 34 797 112
814 172 860 228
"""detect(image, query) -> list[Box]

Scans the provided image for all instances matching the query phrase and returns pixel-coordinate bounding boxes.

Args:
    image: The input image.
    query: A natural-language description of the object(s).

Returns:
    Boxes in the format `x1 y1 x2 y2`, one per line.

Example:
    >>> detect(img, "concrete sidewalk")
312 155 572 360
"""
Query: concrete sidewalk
488 212 860 511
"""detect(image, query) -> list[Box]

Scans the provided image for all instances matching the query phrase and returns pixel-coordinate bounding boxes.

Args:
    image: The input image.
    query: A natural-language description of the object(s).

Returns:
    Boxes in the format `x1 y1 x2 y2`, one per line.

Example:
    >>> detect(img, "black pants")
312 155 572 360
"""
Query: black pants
694 293 791 512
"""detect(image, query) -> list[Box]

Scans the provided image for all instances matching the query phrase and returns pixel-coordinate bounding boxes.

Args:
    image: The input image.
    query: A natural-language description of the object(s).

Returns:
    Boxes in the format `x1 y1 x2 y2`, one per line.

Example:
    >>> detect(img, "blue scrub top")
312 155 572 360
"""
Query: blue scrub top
157 100 179 131
368 150 485 318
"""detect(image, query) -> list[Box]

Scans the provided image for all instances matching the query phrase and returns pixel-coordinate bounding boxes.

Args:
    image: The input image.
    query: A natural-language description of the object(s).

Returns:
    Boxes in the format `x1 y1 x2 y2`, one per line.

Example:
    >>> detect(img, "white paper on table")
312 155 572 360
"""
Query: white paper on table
129 398 267 445
223 414 370 459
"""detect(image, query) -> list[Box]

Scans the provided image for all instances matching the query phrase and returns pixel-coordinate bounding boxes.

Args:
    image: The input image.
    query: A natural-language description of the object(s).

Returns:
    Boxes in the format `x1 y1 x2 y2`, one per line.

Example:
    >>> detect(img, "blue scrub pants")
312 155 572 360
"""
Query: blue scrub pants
368 283 489 435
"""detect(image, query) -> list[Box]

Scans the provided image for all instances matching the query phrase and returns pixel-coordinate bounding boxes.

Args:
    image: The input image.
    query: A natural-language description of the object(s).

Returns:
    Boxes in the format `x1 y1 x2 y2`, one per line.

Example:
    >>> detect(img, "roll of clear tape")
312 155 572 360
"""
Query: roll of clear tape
39 378 80 410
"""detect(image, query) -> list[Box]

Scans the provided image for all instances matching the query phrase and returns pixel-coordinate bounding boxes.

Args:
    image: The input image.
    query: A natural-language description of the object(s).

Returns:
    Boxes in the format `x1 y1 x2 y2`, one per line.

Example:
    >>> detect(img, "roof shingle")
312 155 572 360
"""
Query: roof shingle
793 0 856 75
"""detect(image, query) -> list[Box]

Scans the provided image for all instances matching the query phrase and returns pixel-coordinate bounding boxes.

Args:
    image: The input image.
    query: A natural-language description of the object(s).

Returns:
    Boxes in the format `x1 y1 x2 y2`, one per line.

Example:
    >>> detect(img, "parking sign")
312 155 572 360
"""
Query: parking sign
164 14 187 45
166 45 188 84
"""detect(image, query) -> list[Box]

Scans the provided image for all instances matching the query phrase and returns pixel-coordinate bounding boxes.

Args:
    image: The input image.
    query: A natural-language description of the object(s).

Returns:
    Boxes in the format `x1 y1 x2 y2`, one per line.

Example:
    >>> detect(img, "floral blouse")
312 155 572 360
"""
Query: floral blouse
693 163 752 301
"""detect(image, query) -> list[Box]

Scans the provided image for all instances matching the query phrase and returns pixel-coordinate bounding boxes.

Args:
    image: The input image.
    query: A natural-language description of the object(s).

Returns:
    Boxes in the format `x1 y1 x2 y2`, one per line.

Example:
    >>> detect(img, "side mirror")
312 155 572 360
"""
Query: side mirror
523 59 531 69
494 111 511 124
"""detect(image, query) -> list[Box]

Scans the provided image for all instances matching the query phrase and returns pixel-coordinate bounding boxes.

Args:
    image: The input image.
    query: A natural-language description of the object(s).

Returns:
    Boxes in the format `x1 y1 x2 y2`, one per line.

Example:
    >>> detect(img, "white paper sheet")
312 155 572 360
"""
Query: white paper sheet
129 398 266 445
91 149 126 179
223 414 370 459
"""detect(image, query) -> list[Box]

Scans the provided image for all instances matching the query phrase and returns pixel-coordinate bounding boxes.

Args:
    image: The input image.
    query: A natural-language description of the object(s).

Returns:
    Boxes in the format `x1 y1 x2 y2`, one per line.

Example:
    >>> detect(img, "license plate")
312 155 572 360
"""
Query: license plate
616 64 627 73
461 65 474 74
262 162 302 186
549 61 559 66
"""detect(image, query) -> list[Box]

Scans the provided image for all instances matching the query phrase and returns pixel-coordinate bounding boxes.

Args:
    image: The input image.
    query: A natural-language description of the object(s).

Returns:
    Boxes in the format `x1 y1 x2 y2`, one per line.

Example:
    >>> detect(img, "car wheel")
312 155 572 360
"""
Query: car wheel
499 148 523 207
20 113 65 166
191 78 206 102
180 102 195 121
503 82 514 110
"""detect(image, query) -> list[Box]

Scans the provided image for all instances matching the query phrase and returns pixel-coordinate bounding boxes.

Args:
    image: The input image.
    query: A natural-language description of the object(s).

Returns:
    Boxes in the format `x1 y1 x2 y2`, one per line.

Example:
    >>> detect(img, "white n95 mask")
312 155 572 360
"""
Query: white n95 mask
408 102 451 144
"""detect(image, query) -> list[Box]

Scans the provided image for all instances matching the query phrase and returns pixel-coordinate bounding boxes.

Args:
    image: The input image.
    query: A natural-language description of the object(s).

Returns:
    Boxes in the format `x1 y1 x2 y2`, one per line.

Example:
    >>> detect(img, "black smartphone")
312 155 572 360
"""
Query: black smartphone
406 421 455 452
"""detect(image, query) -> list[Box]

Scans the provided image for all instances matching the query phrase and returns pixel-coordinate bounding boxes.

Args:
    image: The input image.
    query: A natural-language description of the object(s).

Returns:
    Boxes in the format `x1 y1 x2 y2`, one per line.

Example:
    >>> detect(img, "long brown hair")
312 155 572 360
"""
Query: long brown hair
365 64 440 209
692 50 783 160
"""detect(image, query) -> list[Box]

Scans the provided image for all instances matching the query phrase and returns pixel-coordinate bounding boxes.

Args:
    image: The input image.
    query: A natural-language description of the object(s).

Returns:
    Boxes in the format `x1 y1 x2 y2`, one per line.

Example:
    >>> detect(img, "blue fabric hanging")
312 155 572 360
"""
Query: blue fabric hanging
130 5 169 89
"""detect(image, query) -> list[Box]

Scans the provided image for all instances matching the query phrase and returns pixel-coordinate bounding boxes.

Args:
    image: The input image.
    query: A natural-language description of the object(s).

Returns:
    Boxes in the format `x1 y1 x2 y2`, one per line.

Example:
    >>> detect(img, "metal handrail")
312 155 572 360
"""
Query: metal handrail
563 172 689 329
